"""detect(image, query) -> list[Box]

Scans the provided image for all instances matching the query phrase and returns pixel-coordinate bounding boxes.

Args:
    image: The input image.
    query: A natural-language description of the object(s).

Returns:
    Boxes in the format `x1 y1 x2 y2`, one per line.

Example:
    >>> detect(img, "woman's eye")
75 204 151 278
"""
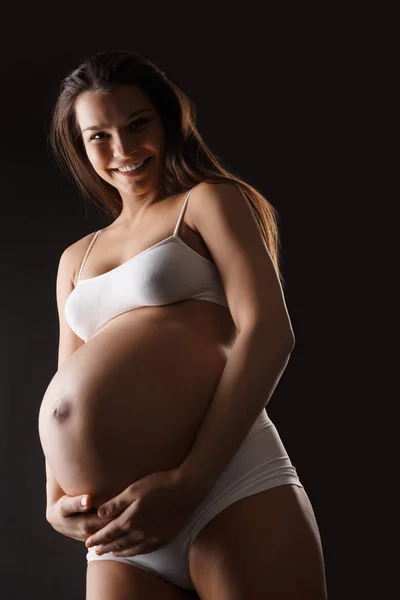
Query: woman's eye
130 118 149 129
90 118 149 141
90 132 106 140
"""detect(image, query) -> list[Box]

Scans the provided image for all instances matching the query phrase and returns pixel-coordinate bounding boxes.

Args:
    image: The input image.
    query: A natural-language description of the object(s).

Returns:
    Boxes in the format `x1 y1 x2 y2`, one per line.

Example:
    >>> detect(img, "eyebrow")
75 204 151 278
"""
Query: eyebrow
82 108 152 133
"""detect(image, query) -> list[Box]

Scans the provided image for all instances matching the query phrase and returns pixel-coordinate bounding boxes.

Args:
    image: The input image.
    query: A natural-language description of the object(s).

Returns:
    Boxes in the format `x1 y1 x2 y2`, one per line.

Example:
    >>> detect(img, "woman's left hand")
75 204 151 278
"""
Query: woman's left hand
84 468 203 557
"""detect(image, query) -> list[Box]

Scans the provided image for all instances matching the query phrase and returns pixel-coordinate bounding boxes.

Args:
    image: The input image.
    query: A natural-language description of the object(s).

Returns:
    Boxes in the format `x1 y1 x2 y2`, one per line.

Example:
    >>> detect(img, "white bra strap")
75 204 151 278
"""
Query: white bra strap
174 188 195 237
77 230 101 282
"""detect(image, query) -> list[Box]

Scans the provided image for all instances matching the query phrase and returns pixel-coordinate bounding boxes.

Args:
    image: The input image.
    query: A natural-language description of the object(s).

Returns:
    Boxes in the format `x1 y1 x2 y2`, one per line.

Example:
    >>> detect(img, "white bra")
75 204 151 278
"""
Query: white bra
65 187 229 342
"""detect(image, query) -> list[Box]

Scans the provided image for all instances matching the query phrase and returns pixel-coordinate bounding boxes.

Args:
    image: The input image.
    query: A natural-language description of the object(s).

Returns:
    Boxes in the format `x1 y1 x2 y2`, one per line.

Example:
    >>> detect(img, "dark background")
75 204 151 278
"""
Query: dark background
0 6 372 600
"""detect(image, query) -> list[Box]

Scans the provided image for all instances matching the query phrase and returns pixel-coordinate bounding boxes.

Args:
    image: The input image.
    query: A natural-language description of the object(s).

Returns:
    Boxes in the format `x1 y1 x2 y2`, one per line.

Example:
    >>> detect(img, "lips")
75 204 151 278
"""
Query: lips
111 157 153 178
112 157 151 171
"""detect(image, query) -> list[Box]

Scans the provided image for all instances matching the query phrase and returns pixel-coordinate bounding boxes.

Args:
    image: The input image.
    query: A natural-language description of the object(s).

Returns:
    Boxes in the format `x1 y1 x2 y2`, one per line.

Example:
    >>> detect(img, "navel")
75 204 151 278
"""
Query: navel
52 399 72 422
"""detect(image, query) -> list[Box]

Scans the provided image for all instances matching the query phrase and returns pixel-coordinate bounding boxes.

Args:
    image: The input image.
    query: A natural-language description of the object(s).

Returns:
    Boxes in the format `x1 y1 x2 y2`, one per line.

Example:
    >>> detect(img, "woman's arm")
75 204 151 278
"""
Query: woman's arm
45 458 66 518
44 458 105 544
176 182 295 496
178 326 294 495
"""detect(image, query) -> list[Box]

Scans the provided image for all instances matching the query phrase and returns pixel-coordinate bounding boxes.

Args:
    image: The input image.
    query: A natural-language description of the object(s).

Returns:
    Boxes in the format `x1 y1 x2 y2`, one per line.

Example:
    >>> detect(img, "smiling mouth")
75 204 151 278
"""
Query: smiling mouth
112 157 152 173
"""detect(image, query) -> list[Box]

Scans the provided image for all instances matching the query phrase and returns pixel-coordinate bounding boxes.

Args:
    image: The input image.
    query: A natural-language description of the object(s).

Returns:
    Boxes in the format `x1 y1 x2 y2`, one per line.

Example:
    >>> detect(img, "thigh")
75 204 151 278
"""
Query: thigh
189 484 328 600
86 560 198 600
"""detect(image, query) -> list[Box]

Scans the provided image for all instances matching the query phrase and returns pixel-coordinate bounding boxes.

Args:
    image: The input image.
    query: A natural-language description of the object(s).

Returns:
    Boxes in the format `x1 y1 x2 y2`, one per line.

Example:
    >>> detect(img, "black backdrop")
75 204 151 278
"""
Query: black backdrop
0 6 369 599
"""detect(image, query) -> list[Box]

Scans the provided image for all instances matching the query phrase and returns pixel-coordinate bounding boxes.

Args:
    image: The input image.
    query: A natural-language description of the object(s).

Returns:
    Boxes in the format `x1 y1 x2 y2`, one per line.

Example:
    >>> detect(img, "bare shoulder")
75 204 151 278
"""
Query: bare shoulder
189 180 251 230
190 180 247 206
186 180 294 339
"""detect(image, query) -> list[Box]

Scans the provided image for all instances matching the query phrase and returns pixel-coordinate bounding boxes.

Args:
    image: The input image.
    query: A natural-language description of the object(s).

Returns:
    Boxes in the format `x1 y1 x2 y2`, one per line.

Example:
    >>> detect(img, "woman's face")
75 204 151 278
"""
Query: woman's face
75 84 165 199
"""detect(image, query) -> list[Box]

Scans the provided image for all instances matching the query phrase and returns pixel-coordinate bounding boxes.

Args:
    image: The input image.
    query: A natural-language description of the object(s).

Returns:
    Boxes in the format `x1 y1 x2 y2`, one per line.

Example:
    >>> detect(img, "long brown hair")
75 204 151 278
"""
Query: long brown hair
48 49 284 285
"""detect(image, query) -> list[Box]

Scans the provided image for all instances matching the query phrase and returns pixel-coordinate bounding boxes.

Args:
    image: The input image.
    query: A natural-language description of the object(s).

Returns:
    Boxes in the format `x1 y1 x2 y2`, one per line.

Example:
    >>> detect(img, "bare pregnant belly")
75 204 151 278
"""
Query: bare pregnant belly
38 301 235 509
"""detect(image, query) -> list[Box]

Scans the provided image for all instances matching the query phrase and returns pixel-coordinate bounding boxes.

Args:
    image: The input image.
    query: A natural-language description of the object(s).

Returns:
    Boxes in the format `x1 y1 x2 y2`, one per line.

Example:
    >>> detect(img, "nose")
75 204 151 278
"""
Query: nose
111 131 140 158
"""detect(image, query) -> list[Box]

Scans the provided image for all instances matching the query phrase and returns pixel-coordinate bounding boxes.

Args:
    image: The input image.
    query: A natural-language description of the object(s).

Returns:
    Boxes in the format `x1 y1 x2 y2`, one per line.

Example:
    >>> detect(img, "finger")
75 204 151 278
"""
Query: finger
96 535 158 557
81 514 116 544
93 531 140 555
96 489 132 518
112 537 162 557
80 495 92 510
59 494 92 517
85 517 131 548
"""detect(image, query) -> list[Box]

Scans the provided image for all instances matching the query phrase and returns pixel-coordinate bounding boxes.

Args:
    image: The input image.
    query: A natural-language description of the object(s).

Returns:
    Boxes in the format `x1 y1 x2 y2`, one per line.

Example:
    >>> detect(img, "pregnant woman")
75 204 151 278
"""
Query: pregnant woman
38 49 328 599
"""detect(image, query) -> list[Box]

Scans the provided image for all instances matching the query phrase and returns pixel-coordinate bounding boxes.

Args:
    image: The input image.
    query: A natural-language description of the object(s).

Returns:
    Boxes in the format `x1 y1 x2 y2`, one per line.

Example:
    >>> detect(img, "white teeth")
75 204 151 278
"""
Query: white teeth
118 160 147 172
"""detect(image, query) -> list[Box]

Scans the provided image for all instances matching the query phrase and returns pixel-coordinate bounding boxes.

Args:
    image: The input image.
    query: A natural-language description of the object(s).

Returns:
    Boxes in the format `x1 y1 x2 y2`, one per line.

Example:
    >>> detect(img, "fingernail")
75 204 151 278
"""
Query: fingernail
80 496 88 507
98 506 107 517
